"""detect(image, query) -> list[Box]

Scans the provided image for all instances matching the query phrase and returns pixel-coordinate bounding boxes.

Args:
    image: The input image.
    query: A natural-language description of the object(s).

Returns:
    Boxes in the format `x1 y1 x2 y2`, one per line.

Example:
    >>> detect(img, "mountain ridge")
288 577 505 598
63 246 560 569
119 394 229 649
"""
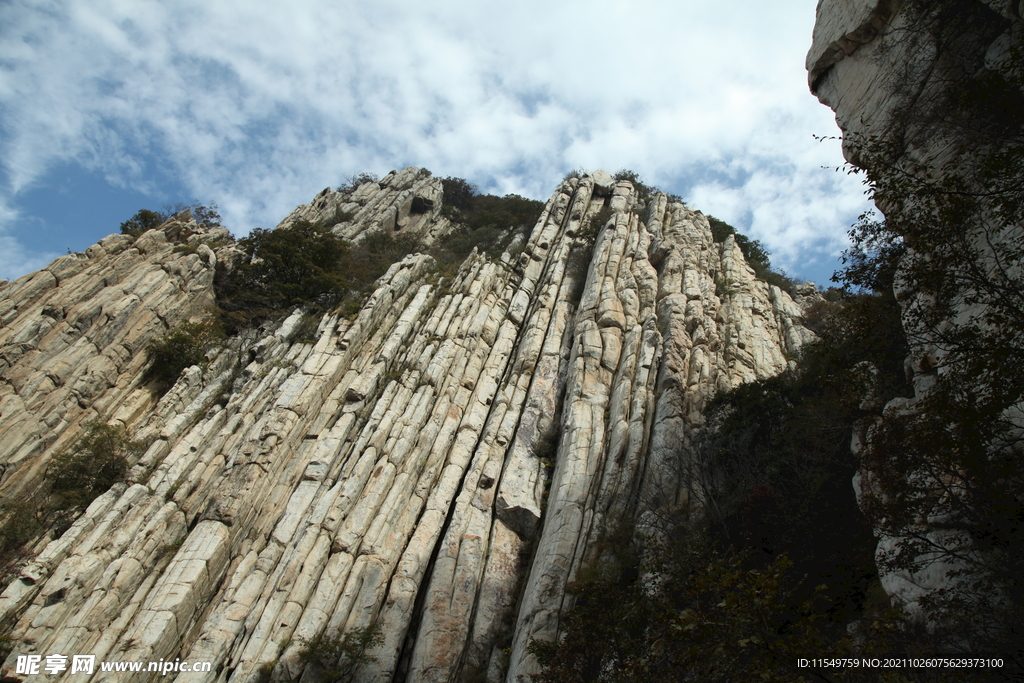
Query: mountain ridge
0 168 812 683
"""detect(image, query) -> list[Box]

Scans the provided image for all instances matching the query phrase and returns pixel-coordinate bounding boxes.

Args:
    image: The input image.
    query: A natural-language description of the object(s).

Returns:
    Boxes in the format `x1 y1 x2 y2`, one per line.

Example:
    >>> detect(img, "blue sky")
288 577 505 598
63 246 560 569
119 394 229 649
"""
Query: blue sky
0 0 870 286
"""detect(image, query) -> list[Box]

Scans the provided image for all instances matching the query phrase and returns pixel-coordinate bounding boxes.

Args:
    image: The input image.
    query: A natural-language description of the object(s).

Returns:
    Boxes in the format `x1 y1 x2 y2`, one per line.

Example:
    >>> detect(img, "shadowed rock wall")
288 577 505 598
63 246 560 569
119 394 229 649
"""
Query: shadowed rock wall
808 0 1024 619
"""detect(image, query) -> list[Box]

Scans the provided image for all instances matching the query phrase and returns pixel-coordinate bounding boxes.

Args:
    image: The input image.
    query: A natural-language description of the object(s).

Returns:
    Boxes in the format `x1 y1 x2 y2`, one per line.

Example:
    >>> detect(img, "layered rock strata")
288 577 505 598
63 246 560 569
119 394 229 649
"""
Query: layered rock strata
0 169 811 683
278 167 451 246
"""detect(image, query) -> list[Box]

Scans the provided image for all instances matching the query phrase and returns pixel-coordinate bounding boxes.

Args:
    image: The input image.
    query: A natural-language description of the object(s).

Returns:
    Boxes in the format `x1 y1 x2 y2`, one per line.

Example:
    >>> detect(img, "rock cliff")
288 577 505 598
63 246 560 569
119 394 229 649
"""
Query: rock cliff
0 168 812 682
808 0 1024 621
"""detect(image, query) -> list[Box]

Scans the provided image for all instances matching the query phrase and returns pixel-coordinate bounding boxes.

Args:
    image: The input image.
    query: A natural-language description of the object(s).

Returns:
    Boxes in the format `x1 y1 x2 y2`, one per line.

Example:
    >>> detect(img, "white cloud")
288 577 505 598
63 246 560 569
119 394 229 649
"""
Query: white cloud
0 199 61 282
0 0 863 281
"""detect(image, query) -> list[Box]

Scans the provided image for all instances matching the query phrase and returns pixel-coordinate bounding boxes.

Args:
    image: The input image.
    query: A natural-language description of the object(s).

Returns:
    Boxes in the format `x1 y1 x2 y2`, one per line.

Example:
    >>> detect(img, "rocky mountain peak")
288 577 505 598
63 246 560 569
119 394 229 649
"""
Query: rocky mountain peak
0 169 812 682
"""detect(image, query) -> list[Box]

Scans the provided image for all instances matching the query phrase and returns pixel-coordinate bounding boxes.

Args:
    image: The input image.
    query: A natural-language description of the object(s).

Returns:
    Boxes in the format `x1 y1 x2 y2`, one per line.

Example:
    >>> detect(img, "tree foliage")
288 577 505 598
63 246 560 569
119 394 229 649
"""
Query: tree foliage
217 220 351 330
826 0 1024 660
120 202 221 238
146 320 224 389
297 624 382 683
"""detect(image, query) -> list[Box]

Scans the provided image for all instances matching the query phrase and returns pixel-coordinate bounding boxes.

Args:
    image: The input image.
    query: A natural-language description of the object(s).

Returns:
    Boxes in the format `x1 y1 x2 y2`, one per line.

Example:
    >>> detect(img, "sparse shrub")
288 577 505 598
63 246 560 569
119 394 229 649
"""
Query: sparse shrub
337 172 379 195
255 661 276 683
146 320 224 388
290 311 323 344
0 501 42 589
321 205 355 228
191 202 221 227
707 215 797 295
47 423 141 512
161 202 221 227
0 423 145 586
120 202 220 239
432 226 503 265
297 624 383 683
565 206 613 305
338 299 362 319
613 169 653 209
120 209 167 238
354 231 422 271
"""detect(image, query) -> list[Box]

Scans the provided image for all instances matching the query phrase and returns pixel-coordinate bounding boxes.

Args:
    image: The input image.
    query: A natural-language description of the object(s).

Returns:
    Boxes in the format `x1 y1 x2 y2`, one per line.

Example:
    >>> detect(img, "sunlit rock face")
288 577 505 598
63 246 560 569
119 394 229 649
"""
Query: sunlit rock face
808 0 1024 618
0 169 810 683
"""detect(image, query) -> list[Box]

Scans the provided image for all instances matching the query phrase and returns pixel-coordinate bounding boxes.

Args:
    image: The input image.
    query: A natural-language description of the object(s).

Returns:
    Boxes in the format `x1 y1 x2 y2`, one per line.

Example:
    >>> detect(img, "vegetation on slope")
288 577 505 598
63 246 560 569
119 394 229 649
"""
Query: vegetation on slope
214 219 430 332
707 215 798 295
119 202 221 238
432 176 544 266
213 177 543 333
532 262 922 681
602 169 799 294
1 423 143 589
535 7 1024 673
145 320 224 389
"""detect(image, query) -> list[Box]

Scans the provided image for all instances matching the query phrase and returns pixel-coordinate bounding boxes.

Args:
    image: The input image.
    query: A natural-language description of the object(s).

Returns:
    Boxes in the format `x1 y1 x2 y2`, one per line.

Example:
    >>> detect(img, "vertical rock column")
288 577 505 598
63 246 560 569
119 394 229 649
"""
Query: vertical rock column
507 186 811 682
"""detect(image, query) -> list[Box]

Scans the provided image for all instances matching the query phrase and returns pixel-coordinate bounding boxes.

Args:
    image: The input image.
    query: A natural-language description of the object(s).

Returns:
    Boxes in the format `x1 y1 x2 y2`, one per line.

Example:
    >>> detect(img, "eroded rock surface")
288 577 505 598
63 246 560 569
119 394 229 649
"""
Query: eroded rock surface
0 170 811 683
808 0 1024 618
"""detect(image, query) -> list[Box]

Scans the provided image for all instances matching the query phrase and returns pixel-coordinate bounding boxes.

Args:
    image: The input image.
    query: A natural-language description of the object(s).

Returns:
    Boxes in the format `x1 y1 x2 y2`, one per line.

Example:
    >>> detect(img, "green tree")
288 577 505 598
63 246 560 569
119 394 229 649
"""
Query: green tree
217 220 351 330
828 0 1024 659
120 209 167 238
146 320 224 388
297 624 382 683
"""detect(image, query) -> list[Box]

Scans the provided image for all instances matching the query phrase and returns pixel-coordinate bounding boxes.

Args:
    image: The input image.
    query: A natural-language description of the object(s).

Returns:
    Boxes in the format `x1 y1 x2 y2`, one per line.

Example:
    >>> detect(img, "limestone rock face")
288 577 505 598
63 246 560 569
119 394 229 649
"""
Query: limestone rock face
0 170 811 683
277 168 452 246
808 0 1024 617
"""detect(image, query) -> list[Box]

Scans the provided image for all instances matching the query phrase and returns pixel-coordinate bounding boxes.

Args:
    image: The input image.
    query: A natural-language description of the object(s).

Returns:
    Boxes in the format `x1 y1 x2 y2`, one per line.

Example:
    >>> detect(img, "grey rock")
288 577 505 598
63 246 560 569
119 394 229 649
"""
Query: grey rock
0 168 812 683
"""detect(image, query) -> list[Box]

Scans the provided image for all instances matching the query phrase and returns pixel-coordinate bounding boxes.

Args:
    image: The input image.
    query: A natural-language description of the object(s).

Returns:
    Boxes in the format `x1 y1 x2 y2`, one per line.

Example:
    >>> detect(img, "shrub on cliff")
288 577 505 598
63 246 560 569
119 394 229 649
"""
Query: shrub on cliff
0 423 143 590
337 172 379 195
120 202 221 238
565 206 613 305
297 623 382 682
434 176 545 265
707 215 797 294
146 320 224 388
217 220 350 330
217 220 424 331
0 422 146 549
47 423 141 514
120 209 166 238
